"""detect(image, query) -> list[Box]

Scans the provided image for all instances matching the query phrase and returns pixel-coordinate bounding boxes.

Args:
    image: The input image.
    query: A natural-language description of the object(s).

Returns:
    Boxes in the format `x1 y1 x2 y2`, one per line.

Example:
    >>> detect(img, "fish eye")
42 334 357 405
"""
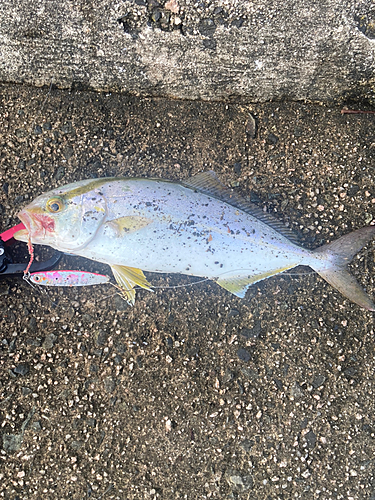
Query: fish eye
46 197 64 213
34 275 40 281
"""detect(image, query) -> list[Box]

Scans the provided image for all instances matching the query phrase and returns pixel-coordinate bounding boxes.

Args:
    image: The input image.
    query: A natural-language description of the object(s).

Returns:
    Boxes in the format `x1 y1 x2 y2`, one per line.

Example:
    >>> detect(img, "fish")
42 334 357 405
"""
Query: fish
29 270 110 287
14 171 375 310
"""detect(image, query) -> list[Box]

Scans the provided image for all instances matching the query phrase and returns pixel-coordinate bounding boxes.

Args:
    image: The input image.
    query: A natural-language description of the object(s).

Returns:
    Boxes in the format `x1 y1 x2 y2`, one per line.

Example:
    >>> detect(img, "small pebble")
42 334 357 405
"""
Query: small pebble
70 440 83 450
305 430 317 449
61 122 74 134
95 329 108 346
233 163 241 175
104 376 116 394
63 146 74 159
14 363 29 376
54 166 65 180
2 433 24 452
0 284 10 296
240 366 258 380
43 333 57 350
114 354 122 365
237 348 251 362
290 382 304 398
240 439 254 452
266 133 278 145
312 374 326 388
32 421 42 432
28 317 37 332
225 469 253 491
15 128 27 138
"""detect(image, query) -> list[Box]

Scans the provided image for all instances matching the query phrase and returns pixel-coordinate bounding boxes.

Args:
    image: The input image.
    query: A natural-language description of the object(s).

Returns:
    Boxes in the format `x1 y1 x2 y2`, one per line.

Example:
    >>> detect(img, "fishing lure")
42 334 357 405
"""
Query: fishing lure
29 270 110 287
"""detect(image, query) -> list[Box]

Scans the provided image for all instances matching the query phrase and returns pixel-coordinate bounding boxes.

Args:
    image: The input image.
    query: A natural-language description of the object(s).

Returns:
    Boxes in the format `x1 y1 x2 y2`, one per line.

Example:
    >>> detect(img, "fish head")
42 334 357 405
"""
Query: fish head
15 180 108 251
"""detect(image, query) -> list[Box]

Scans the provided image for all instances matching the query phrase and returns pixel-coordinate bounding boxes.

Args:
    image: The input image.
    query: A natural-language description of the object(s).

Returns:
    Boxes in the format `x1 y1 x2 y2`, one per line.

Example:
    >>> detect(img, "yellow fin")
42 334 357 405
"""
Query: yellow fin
110 264 153 305
216 265 294 298
106 216 152 236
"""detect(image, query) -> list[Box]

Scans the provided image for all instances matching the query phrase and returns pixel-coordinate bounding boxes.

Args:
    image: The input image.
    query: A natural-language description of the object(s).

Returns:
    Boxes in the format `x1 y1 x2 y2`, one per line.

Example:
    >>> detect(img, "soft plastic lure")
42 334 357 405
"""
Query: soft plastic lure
29 270 110 287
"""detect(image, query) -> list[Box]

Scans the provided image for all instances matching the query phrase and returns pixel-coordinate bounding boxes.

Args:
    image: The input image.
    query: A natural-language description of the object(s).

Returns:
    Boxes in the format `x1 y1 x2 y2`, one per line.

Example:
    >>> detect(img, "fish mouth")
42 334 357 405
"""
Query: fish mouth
16 208 55 242
14 210 32 242
18 210 32 231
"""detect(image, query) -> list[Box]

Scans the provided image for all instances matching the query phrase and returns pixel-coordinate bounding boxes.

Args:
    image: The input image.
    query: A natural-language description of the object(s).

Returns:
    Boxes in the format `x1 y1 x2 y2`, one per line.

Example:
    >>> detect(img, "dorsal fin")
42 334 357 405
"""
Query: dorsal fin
182 171 300 244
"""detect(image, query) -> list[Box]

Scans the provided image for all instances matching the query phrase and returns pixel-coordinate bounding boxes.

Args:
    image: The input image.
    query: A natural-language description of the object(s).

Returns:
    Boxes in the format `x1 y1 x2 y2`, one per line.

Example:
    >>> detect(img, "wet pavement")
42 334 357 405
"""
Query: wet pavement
0 85 375 499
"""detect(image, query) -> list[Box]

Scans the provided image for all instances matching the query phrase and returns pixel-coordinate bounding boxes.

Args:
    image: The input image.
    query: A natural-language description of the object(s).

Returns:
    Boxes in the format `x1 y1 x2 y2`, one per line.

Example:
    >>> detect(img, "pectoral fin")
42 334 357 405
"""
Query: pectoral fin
106 216 152 237
110 264 153 305
216 265 294 298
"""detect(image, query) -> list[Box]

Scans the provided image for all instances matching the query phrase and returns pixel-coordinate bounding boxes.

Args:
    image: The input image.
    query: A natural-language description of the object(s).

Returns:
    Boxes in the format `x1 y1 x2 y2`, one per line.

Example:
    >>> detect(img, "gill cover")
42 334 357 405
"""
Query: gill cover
56 190 107 250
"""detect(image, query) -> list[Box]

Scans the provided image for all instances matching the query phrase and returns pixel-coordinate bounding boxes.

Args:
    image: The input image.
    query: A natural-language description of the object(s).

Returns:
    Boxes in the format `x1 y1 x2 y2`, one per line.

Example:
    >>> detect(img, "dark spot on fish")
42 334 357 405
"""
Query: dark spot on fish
146 202 152 206
215 261 219 264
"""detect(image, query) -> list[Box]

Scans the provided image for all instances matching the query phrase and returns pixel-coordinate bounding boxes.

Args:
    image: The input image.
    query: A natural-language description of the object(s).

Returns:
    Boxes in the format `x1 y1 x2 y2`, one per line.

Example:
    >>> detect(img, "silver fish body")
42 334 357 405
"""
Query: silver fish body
15 171 375 309
79 179 311 276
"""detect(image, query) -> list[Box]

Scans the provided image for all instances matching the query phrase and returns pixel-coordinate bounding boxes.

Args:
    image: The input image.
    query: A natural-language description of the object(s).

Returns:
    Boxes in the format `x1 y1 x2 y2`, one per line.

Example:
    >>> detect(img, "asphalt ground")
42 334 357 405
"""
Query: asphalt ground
0 85 375 499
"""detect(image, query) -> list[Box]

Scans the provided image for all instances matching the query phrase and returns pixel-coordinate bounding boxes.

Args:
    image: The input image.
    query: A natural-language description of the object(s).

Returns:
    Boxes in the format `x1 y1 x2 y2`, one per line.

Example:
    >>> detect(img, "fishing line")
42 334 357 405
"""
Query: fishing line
22 274 37 290
24 234 35 276
101 267 318 301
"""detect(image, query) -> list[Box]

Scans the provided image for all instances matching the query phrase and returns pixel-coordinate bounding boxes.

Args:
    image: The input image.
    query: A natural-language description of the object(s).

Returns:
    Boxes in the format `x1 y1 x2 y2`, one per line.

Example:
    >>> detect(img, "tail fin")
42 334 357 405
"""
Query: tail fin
312 226 375 311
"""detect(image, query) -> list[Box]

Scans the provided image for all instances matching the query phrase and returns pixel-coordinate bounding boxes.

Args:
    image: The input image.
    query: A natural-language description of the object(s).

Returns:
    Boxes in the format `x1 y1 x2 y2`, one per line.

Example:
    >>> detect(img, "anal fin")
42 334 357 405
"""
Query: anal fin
216 265 294 298
110 264 153 305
